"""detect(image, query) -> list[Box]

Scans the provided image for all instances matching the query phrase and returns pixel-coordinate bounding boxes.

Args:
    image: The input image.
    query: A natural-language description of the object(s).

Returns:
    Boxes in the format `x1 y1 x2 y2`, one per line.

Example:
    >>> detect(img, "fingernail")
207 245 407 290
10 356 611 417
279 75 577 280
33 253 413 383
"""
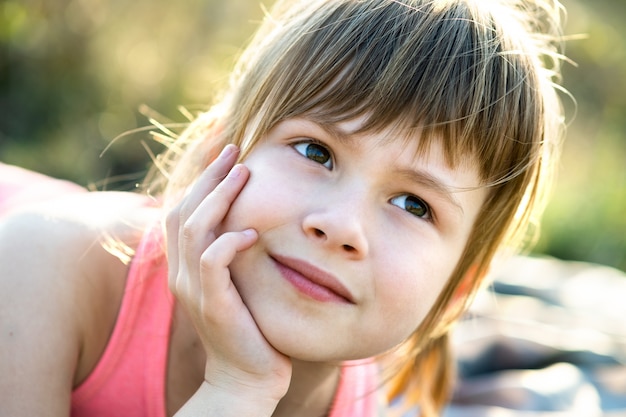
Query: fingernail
242 229 257 238
221 144 237 158
229 164 243 178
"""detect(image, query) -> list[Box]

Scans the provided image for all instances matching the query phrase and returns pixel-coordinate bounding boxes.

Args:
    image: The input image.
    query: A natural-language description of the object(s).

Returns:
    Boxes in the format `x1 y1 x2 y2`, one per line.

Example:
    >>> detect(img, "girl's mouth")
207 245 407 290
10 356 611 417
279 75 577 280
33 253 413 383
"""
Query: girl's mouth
270 254 354 304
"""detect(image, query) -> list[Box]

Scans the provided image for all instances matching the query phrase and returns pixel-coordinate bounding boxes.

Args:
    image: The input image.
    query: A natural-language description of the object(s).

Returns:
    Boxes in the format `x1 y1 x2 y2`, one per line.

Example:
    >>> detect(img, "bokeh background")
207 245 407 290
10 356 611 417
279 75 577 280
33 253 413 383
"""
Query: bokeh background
0 0 624 271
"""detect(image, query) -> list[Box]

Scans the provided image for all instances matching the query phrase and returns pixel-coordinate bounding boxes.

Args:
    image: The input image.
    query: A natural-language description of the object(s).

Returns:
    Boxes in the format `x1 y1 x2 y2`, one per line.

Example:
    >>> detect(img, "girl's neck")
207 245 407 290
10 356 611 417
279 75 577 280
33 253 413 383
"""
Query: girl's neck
272 360 341 417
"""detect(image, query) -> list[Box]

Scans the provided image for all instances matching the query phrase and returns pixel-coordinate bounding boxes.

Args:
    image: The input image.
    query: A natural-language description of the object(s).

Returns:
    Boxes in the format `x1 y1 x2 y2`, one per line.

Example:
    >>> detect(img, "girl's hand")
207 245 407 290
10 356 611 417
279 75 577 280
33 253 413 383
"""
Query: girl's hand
166 145 292 412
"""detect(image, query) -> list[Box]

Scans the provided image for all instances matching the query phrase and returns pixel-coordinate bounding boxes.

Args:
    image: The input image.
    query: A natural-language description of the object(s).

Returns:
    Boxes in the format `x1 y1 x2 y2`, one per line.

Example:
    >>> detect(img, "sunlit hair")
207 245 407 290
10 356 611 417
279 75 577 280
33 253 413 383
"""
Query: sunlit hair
146 0 566 414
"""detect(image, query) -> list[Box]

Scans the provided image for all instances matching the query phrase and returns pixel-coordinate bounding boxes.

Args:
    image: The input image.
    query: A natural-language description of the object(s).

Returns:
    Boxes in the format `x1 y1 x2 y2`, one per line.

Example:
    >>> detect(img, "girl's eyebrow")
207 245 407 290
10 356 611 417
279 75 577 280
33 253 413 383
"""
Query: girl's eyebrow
305 118 353 144
395 168 465 216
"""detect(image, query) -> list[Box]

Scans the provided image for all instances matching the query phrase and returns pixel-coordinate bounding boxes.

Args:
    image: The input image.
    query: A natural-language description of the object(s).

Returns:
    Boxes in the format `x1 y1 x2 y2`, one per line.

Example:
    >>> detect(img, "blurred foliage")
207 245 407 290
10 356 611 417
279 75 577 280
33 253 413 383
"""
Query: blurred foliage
532 0 626 271
0 0 624 271
0 0 264 186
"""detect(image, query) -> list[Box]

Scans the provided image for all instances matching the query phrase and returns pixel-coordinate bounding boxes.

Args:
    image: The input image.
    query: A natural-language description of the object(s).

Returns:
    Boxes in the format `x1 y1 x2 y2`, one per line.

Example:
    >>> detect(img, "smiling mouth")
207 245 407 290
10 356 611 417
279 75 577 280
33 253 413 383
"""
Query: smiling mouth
270 255 354 304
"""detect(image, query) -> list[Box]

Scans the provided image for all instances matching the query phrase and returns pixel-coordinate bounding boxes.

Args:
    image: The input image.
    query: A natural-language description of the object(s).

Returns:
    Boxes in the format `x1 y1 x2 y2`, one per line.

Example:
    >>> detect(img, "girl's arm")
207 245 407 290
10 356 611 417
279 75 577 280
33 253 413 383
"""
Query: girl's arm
166 145 292 416
0 192 146 416
0 210 89 415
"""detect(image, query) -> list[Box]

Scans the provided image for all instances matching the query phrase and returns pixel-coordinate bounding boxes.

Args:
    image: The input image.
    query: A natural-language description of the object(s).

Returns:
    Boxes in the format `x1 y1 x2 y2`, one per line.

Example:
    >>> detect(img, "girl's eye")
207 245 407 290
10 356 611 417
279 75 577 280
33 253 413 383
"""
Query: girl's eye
293 141 333 169
390 194 431 219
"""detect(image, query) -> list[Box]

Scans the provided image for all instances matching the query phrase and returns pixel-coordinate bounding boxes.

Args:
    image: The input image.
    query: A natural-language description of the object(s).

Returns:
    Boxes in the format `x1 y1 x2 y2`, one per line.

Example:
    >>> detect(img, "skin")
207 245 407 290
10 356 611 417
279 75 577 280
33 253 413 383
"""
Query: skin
0 116 486 417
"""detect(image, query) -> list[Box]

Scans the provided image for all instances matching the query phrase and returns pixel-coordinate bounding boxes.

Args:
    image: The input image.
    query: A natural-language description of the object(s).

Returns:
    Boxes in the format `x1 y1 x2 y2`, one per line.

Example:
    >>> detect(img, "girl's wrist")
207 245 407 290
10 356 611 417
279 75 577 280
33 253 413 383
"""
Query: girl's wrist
202 358 292 404
175 380 281 417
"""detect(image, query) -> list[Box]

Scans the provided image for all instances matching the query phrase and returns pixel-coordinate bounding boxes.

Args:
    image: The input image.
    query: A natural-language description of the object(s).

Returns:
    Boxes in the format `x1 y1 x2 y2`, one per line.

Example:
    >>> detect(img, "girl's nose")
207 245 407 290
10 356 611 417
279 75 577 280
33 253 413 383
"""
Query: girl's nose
301 200 369 259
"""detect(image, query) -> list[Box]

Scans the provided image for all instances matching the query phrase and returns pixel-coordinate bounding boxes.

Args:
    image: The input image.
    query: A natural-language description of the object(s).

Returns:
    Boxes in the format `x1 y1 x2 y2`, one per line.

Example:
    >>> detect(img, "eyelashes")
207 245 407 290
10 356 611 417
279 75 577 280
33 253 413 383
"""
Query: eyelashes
293 141 333 169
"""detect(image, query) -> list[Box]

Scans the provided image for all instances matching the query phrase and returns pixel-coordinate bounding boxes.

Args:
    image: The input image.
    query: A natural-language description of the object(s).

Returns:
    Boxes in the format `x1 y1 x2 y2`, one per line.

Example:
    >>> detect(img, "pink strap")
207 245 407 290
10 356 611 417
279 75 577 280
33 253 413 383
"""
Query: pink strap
71 226 173 417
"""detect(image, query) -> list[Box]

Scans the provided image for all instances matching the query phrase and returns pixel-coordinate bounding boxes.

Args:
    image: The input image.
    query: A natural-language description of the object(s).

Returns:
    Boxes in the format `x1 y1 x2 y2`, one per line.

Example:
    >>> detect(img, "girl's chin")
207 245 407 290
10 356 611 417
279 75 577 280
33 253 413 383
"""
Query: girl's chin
253 319 384 363
252 320 342 361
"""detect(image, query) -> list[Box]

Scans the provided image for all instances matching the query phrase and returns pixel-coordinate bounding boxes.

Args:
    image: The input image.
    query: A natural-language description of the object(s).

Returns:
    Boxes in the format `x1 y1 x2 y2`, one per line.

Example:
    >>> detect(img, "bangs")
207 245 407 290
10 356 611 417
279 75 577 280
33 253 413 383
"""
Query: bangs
232 0 547 186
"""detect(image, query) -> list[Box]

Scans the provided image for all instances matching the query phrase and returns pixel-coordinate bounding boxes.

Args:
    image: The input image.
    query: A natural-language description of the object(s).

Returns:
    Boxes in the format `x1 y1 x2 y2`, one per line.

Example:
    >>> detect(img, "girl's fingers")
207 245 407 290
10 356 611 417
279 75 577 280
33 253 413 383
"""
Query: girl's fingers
171 228 257 320
166 144 242 285
178 144 240 218
181 164 250 274
185 164 248 237
197 229 257 308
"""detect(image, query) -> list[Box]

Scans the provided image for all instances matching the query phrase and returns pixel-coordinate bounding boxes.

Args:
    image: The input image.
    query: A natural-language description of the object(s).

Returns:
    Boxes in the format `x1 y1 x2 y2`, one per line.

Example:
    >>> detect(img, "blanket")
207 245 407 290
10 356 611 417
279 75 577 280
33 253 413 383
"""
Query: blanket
448 256 626 416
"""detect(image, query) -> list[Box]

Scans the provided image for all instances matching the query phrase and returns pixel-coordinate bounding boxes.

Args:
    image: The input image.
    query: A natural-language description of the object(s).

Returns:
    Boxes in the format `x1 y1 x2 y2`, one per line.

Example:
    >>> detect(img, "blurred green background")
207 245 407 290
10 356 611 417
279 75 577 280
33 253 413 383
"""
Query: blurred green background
0 0 624 271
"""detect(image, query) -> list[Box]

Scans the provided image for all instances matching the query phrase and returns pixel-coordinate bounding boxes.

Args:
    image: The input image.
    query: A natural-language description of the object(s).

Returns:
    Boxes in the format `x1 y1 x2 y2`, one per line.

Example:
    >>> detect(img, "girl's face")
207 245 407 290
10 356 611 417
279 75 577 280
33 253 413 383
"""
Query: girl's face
219 116 487 362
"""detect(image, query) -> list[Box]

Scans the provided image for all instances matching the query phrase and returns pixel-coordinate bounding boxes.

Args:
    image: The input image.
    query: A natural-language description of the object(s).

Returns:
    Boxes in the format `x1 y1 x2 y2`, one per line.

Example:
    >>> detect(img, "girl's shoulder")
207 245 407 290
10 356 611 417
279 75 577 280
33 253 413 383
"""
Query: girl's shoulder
0 191 160 412
0 190 157 280
0 189 158 252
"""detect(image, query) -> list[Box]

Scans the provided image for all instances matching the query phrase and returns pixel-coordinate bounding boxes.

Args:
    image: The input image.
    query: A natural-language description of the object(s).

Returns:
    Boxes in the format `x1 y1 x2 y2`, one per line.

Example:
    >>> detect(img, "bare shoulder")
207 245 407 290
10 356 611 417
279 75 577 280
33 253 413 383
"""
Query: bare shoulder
0 191 161 415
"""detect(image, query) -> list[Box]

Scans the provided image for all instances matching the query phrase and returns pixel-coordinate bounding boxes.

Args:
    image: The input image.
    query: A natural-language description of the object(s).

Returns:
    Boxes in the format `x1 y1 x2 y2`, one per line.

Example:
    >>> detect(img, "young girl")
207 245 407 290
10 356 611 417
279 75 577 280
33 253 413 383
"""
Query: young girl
0 0 567 416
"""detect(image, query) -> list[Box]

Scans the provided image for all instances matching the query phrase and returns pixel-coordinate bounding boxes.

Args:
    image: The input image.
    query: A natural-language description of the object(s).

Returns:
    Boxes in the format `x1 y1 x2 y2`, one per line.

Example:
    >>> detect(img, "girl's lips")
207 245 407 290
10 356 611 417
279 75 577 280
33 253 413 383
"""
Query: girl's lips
270 254 355 304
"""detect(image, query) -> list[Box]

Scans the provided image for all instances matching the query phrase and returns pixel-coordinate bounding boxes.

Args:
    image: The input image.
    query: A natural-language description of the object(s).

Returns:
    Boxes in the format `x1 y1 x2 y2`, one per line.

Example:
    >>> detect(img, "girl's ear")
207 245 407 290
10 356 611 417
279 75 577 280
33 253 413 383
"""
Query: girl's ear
443 264 489 324
454 264 480 300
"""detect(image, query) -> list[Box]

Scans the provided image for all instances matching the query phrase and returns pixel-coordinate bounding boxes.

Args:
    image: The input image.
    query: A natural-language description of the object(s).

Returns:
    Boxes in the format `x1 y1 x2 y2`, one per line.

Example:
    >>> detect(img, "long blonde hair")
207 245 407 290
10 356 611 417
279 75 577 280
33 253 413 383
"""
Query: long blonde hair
146 0 567 414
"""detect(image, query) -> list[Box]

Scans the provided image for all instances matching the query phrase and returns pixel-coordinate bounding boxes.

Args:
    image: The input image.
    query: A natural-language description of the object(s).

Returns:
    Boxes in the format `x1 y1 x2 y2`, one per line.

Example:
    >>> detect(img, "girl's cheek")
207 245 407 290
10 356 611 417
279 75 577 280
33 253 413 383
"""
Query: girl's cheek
219 170 273 232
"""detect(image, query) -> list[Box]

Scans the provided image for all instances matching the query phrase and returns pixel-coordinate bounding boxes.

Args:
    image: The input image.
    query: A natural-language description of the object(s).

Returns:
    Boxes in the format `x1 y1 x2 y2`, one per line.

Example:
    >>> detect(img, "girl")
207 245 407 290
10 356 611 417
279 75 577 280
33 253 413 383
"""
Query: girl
0 0 567 416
